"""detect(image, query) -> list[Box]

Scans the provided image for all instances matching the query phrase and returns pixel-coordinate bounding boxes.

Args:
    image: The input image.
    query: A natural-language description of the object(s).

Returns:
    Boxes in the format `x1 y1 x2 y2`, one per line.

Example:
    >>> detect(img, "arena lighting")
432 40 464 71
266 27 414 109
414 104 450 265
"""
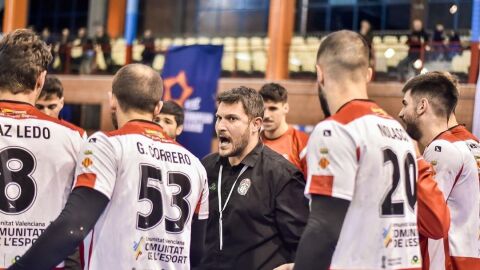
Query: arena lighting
450 4 458 14
413 59 423 69
420 67 429 74
384 48 396 59
290 57 302 66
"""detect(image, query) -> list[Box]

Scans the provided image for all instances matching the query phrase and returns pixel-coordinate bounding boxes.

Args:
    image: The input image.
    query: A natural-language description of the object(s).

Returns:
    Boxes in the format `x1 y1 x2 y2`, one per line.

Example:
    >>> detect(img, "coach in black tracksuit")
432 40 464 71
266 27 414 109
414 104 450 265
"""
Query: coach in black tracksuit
198 87 308 270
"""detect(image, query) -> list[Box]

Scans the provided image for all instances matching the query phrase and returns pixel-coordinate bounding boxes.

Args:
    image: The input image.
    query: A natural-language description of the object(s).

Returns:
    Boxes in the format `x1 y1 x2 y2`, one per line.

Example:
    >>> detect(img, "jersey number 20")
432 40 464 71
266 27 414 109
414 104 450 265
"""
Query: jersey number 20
136 164 191 233
380 149 417 217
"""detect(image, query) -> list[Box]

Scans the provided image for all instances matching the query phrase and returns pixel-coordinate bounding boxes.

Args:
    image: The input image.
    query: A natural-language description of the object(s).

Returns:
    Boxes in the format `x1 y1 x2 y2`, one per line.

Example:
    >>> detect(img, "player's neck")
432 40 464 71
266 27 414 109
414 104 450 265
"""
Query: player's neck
264 122 289 140
326 82 369 114
419 118 449 148
228 135 259 166
0 91 37 106
447 114 459 128
116 110 154 129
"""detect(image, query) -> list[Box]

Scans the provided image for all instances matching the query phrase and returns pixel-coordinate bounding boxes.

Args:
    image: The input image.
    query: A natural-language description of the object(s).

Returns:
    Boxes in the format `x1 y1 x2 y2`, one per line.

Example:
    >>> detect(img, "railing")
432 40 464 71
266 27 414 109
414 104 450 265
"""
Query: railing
47 35 473 82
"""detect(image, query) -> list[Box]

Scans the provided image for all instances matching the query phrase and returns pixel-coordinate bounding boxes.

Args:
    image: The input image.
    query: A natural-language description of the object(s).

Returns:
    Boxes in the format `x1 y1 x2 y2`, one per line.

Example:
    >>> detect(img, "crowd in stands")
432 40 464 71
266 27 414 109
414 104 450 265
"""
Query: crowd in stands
0 21 470 81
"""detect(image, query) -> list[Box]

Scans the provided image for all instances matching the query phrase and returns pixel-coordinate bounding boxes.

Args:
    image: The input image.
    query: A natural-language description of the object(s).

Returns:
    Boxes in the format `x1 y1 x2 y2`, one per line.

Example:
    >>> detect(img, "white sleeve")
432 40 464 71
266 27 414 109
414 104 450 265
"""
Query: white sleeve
194 161 209 220
423 140 463 199
73 132 118 199
305 121 359 201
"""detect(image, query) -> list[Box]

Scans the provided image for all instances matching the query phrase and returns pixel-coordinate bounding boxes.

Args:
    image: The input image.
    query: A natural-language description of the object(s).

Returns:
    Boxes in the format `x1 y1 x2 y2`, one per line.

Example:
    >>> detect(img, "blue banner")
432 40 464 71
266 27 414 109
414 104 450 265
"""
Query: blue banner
473 0 480 41
162 45 223 159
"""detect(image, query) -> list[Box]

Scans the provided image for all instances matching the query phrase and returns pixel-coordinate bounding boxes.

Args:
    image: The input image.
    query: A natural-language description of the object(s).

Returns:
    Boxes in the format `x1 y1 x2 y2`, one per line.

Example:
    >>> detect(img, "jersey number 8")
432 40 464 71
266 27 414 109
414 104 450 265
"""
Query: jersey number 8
0 147 37 215
136 164 191 233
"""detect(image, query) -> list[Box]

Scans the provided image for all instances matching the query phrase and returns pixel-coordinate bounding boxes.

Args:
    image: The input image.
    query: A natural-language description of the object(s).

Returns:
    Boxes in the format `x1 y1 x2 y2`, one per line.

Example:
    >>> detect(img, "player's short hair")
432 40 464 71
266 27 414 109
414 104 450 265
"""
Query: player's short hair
259 83 288 103
160 100 184 126
402 72 458 118
112 64 163 113
39 76 63 100
316 30 369 81
0 29 52 94
217 86 264 119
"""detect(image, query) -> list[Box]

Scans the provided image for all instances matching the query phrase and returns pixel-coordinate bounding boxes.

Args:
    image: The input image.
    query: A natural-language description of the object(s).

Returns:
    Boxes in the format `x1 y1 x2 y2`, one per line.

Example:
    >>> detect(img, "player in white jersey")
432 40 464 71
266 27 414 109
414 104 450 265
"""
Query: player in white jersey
399 72 480 269
0 29 85 269
276 30 420 270
9 64 209 270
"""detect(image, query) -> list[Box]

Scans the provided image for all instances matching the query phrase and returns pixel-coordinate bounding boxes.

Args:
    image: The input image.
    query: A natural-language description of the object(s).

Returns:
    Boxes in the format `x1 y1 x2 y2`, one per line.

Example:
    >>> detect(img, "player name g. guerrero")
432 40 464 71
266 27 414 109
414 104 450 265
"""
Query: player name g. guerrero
136 142 191 165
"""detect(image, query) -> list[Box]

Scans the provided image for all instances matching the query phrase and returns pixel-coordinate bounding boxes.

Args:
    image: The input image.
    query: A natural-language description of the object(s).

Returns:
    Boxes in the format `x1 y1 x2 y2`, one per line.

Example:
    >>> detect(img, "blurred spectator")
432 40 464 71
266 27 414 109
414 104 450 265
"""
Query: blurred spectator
58 28 73 73
398 19 429 81
94 25 112 72
448 30 462 59
141 29 156 67
41 28 56 46
359 20 375 75
41 28 57 72
359 20 373 49
73 27 95 74
431 23 447 60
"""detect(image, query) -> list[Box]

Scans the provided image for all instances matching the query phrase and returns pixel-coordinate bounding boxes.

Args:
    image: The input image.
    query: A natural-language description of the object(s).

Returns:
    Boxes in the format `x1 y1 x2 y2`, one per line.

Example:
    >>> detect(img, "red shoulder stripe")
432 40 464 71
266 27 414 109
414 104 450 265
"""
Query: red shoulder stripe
330 100 393 125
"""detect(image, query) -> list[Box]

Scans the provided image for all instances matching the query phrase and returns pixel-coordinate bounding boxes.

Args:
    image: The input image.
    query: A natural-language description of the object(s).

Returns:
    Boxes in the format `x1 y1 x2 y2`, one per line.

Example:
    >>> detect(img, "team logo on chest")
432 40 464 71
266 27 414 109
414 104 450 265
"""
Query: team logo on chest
237 178 251 196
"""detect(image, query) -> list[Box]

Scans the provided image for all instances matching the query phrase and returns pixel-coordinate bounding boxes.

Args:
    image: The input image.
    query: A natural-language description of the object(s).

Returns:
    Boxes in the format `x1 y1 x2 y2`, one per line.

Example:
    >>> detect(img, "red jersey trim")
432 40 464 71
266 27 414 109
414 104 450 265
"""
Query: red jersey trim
0 100 84 136
105 120 181 146
329 100 393 125
450 256 480 269
449 125 480 143
432 130 463 144
59 119 86 137
309 175 334 196
75 173 97 189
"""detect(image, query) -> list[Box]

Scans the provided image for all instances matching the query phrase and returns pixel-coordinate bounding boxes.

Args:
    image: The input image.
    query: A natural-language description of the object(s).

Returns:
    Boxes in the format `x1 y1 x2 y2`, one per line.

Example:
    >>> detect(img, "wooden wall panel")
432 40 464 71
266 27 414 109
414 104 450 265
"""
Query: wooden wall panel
57 75 477 132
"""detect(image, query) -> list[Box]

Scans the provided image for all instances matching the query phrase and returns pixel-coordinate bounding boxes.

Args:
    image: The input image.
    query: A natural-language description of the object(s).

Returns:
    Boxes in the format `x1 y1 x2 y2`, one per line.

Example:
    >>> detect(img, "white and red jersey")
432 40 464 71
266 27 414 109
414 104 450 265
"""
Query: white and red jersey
0 100 85 269
74 120 208 270
423 131 480 270
449 125 480 175
305 100 422 269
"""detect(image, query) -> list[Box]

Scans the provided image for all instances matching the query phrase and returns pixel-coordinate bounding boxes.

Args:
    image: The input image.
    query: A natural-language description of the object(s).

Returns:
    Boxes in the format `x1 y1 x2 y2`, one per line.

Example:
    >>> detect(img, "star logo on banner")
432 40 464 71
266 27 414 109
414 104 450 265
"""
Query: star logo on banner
163 70 194 107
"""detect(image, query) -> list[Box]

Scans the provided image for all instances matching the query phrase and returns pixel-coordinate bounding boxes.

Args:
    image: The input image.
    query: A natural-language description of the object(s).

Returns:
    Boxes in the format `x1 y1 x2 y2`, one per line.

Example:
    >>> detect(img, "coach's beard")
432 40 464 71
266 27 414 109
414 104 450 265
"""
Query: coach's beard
318 85 332 118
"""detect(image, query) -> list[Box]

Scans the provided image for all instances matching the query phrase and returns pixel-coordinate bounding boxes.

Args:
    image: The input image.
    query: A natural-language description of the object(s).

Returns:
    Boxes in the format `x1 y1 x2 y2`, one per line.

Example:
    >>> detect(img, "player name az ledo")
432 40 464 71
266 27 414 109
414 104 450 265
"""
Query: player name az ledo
0 124 50 139
136 142 191 165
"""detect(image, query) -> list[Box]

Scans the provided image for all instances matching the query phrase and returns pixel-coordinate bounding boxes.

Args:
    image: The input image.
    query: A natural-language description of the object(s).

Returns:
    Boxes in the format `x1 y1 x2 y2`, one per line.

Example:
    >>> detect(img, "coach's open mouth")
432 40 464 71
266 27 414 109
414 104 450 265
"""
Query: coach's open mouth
218 135 231 147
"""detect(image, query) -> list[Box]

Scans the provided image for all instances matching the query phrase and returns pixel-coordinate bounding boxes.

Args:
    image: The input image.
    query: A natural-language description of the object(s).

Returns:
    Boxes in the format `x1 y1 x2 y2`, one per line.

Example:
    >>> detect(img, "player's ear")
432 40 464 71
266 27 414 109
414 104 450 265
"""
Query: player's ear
154 101 163 117
108 91 117 111
176 125 184 136
283 102 289 114
34 71 47 98
366 67 373 82
316 64 324 86
416 98 428 115
58 97 65 110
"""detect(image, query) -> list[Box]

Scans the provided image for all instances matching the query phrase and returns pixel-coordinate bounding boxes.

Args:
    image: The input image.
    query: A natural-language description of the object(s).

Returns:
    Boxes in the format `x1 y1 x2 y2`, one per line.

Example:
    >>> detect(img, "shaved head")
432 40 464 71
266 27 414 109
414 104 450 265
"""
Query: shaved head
316 30 370 81
112 64 163 113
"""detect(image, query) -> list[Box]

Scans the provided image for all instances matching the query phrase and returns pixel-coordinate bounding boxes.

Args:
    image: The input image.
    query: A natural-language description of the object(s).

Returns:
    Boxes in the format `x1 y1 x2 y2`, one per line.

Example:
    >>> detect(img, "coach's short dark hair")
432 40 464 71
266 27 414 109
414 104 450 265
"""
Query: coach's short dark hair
402 72 459 118
161 100 184 126
0 29 52 94
39 76 63 100
112 64 163 113
217 86 264 119
259 83 288 103
316 30 369 80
